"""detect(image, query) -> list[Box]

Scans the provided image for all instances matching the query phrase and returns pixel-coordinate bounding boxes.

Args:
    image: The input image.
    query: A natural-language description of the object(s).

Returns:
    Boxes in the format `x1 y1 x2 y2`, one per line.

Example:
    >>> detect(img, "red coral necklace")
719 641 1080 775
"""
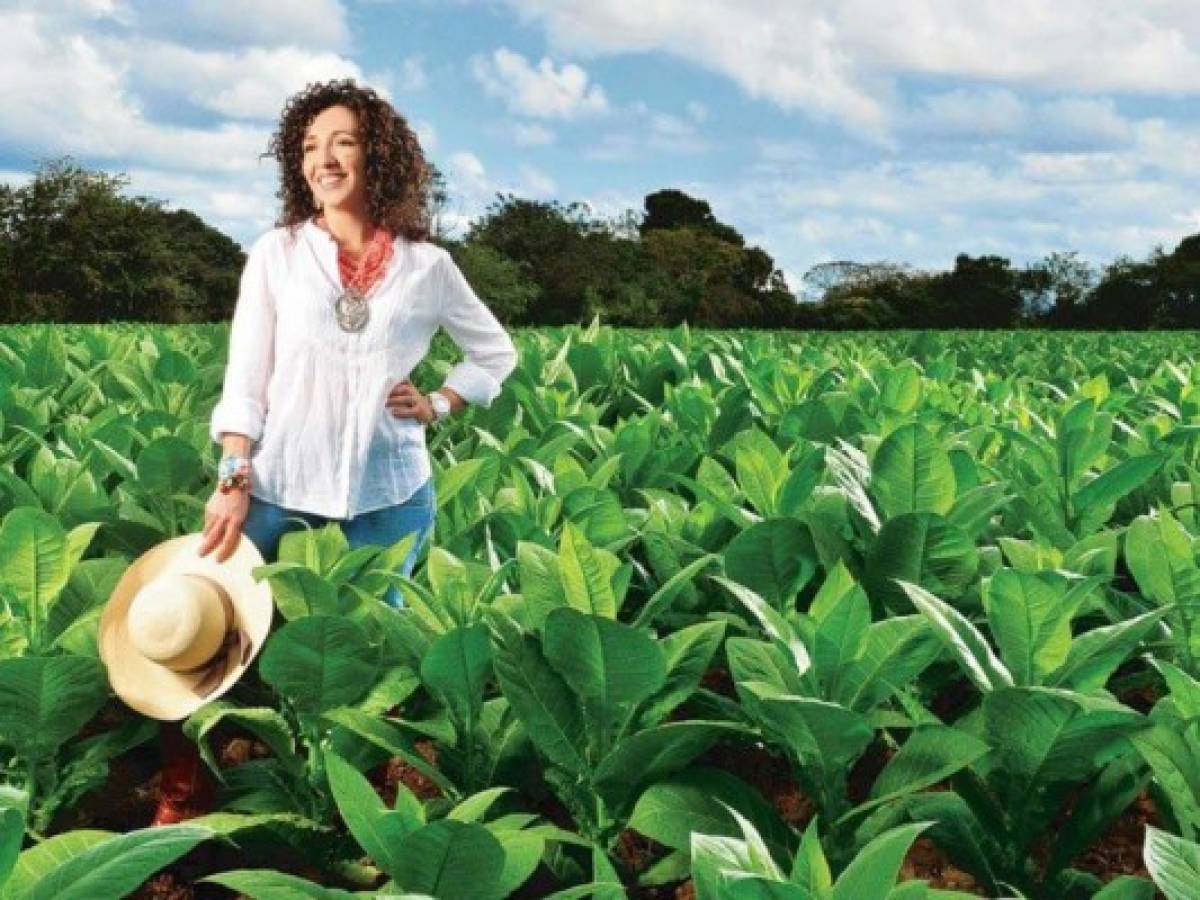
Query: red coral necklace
316 216 395 332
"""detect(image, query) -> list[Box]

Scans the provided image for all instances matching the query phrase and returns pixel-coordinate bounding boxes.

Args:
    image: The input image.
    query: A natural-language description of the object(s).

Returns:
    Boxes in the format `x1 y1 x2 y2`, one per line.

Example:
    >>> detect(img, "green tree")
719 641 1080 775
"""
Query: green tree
0 158 243 323
449 242 540 324
1025 251 1095 326
465 194 598 323
640 188 743 245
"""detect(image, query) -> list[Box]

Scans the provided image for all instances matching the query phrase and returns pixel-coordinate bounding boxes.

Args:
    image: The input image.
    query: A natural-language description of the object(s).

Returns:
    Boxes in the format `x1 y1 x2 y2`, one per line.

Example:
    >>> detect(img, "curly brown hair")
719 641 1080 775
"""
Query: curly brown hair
265 78 433 241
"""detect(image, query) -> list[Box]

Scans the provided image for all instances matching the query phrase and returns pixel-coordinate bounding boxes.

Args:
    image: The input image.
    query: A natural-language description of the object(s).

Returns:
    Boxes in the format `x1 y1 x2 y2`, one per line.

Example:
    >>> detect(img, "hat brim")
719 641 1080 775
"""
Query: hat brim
100 534 274 721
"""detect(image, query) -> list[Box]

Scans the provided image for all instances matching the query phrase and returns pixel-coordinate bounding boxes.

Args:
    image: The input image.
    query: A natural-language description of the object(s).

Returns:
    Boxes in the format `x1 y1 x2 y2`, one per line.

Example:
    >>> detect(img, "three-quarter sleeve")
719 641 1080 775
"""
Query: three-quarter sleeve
436 251 518 408
210 233 277 443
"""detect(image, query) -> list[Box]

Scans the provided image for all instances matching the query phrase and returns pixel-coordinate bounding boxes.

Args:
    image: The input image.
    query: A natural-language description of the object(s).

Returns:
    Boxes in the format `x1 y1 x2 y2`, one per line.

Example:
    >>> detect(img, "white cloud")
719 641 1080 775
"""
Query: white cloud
414 120 437 152
519 164 556 197
686 100 708 123
132 0 351 51
911 87 1028 138
398 55 428 92
499 0 1200 138
448 151 487 187
1034 97 1131 148
512 122 556 146
127 40 367 120
470 47 608 119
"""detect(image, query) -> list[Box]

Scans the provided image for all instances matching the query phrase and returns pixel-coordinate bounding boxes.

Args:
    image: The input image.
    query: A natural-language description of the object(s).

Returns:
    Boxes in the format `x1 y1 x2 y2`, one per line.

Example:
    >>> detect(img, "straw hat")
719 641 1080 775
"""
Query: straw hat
100 533 274 721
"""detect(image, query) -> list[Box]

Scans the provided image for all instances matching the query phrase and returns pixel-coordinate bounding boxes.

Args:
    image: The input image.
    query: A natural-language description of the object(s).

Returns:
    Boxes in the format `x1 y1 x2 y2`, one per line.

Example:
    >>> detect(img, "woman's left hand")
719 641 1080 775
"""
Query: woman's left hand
386 379 434 424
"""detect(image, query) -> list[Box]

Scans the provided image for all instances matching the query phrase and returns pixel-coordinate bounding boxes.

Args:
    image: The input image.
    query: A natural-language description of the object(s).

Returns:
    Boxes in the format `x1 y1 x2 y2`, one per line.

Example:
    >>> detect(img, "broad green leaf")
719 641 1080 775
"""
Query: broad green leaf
900 581 1013 692
713 575 810 676
1049 607 1168 692
393 820 505 900
860 725 989 813
744 682 874 781
558 521 617 618
840 616 942 712
0 808 21 888
734 428 788 517
325 751 413 879
183 702 299 778
0 656 108 761
810 566 871 701
865 513 978 612
727 637 805 697
254 563 340 620
1125 511 1200 607
871 424 956 518
1090 877 1155 900
1072 454 1163 529
594 721 739 813
1145 826 1200 900
204 870 362 899
635 620 725 728
136 436 201 495
544 608 666 719
832 822 929 900
628 768 790 857
259 616 376 714
489 616 587 776
9 824 210 900
724 519 817 610
984 687 1142 789
984 569 1079 685
0 508 68 645
421 624 492 735
1133 724 1200 838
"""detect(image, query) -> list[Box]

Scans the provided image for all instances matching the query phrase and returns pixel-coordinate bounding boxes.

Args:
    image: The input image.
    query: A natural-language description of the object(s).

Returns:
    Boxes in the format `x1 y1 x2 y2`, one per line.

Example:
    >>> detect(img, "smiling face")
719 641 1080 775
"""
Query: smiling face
302 104 368 216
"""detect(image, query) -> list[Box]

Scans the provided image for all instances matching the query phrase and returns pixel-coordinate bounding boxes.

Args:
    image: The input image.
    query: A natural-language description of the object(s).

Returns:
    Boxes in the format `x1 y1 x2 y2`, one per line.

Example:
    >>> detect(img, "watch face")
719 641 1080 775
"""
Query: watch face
432 393 451 417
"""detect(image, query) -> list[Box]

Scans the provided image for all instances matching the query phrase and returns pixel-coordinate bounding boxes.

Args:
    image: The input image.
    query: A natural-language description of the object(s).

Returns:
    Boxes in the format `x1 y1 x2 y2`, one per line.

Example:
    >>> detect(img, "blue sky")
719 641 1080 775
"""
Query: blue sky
4 0 1200 294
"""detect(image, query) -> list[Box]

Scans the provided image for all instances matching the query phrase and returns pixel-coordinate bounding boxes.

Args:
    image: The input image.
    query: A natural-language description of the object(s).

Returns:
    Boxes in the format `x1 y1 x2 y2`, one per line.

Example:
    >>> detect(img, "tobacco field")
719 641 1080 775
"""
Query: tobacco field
3 323 1200 899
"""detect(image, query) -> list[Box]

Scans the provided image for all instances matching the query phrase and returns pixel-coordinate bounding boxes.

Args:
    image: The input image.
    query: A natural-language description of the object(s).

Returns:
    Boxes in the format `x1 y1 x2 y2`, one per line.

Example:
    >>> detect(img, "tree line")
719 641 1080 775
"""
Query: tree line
3 158 1199 329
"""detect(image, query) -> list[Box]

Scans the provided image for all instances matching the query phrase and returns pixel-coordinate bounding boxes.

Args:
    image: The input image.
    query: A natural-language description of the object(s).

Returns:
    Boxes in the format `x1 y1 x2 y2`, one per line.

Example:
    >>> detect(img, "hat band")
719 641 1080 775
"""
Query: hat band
189 627 256 700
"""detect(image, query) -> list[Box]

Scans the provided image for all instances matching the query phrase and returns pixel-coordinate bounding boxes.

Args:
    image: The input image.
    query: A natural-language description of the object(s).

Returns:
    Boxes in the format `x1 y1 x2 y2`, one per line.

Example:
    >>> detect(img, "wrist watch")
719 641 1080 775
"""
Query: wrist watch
429 390 452 422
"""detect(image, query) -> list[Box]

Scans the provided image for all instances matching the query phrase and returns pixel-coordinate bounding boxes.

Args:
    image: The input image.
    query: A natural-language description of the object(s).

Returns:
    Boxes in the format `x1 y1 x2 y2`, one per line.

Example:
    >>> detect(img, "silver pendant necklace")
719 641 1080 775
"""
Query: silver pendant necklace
309 218 377 333
334 286 370 332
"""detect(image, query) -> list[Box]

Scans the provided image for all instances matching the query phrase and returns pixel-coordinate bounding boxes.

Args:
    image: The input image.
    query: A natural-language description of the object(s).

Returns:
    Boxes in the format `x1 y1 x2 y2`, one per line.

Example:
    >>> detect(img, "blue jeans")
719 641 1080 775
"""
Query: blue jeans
241 478 436 609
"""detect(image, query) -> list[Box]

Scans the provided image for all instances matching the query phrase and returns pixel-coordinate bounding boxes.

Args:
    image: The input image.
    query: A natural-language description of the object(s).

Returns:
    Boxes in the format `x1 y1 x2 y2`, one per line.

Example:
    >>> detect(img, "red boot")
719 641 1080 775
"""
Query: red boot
152 723 215 826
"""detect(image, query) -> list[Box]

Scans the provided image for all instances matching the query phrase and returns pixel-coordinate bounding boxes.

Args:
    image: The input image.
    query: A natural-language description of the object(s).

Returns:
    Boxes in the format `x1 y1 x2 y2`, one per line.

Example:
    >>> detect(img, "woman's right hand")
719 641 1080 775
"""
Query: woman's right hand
198 487 251 563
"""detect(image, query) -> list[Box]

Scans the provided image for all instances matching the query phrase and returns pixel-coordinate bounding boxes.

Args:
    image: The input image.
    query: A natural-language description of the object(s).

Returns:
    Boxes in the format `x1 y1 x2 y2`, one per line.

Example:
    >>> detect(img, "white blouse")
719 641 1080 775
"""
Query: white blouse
210 219 518 519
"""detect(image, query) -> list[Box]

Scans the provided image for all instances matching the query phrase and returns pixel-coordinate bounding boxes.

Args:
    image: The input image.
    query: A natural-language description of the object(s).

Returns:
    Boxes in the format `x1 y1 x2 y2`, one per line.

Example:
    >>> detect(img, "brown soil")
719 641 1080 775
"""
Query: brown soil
1072 790 1160 884
700 740 814 827
900 836 982 893
614 828 661 875
368 740 443 806
928 676 977 722
699 665 736 699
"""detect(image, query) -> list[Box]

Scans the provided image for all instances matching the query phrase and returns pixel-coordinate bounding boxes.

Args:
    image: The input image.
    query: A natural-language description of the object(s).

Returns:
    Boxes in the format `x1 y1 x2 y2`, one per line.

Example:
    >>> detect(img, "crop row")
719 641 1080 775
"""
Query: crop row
2 324 1200 898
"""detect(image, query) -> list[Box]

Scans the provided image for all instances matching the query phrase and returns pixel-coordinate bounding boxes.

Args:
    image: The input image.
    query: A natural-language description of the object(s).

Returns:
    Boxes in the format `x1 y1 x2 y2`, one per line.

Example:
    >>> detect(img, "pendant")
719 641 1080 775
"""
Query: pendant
334 288 369 332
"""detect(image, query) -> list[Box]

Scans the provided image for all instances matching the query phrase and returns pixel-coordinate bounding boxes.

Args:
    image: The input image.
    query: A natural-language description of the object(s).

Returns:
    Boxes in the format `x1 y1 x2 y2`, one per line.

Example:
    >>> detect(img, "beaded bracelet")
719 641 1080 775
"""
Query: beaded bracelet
217 455 252 494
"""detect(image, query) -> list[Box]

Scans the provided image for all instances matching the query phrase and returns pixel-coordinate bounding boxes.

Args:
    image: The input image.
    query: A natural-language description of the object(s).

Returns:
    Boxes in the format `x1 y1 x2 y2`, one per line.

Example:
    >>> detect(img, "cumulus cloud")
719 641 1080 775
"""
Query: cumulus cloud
470 47 608 119
131 0 351 51
512 122 556 146
398 55 428 92
518 164 556 197
498 0 1200 138
126 40 367 120
910 87 1029 138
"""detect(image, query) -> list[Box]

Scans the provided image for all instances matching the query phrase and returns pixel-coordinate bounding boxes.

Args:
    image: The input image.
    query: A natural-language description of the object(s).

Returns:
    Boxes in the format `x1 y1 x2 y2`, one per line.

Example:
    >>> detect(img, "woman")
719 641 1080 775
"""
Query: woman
197 78 518 601
150 80 516 826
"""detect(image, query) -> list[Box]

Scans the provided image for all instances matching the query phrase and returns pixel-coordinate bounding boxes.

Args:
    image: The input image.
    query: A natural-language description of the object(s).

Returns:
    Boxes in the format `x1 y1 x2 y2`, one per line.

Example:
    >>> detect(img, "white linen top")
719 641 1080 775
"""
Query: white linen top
210 219 518 519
